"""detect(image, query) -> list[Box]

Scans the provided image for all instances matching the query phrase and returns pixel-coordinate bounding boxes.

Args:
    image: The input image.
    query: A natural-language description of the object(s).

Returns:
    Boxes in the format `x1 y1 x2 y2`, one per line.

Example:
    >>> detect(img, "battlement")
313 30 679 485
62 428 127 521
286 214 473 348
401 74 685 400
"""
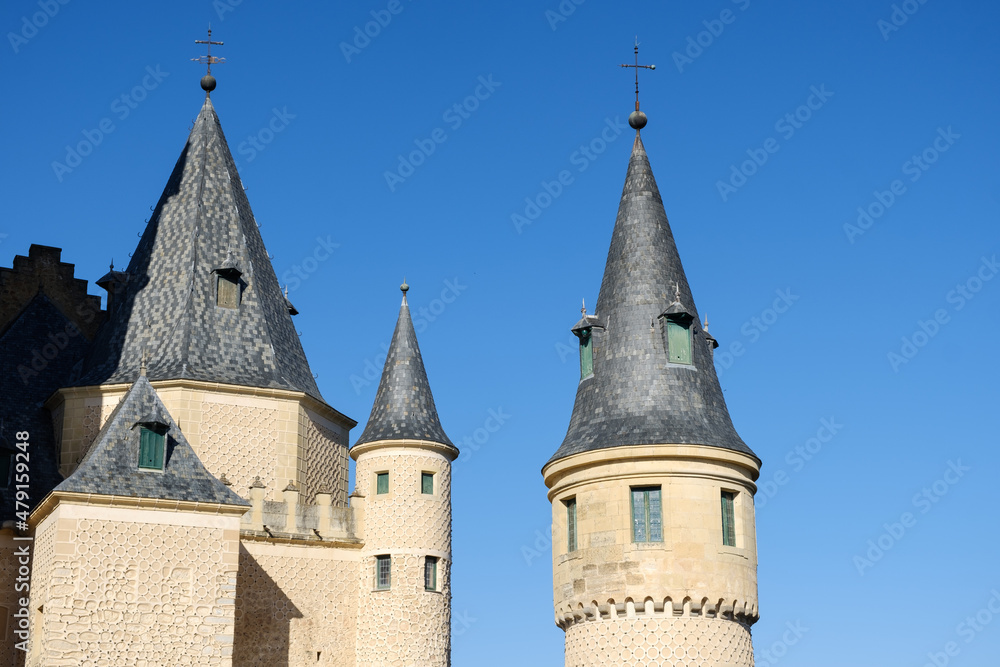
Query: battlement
556 594 758 630
239 480 362 547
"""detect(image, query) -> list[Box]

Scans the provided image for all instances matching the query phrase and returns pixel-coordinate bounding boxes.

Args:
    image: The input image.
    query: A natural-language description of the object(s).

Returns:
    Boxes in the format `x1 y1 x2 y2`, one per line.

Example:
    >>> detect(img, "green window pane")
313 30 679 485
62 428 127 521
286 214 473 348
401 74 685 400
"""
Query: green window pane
424 557 438 590
376 472 389 495
721 491 736 546
566 498 577 553
648 488 663 542
631 486 663 543
138 427 164 470
631 489 647 542
667 320 692 364
579 331 593 379
375 555 391 589
421 472 434 495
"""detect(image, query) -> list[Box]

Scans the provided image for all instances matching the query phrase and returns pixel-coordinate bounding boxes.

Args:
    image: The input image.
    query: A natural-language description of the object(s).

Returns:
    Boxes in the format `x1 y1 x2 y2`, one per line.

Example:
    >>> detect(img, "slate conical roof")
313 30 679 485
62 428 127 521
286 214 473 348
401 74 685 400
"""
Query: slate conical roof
354 290 453 448
77 94 323 400
55 375 248 506
549 131 757 464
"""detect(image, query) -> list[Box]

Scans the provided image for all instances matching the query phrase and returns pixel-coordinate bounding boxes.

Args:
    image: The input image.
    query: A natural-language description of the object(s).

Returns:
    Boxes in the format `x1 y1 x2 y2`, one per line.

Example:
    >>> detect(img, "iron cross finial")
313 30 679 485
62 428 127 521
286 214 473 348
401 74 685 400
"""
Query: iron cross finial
192 26 225 76
620 37 656 112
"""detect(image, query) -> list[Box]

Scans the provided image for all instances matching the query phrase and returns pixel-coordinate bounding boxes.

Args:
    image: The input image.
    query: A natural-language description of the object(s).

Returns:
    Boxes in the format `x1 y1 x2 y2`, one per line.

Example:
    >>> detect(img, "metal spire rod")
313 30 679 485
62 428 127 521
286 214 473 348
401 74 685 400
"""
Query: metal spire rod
192 25 225 75
620 37 655 111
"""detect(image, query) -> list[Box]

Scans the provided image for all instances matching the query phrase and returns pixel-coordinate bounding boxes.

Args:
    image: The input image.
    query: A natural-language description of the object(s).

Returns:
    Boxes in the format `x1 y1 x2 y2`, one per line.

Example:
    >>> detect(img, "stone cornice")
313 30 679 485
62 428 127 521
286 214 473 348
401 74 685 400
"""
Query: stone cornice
350 438 460 462
30 490 250 526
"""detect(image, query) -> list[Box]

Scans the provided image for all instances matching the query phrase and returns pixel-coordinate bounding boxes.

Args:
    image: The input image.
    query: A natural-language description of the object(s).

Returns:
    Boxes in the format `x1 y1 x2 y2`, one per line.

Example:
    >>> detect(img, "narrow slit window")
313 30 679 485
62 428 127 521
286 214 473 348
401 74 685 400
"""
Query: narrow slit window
566 497 577 553
217 274 240 308
666 319 692 364
631 486 663 543
424 556 438 591
579 329 593 379
138 427 165 471
721 491 737 547
375 555 391 590
421 472 434 495
376 472 389 495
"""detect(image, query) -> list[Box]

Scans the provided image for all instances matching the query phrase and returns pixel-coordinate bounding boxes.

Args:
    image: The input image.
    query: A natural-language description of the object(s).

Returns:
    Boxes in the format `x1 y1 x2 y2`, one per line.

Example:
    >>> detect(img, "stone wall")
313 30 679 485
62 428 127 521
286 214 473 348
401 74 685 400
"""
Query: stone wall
353 445 454 667
26 502 241 666
233 541 359 667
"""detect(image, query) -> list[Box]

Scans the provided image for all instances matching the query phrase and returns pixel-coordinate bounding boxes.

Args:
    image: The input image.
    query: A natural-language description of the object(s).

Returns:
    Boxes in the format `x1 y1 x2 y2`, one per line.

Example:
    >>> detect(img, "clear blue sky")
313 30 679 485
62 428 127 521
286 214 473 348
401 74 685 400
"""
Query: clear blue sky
3 1 998 665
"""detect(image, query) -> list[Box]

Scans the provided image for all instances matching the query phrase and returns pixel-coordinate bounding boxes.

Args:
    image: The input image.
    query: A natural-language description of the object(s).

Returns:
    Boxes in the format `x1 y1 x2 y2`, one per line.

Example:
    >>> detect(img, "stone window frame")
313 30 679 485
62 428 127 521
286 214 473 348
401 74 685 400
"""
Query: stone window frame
420 471 435 495
424 556 439 592
374 555 391 590
375 471 390 496
630 485 664 544
565 496 577 553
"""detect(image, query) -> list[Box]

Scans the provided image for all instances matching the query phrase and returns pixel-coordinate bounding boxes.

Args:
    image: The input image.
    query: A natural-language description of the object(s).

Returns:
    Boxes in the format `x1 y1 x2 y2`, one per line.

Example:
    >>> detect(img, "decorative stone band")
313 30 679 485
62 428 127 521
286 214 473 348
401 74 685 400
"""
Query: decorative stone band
556 594 758 630
350 437 460 462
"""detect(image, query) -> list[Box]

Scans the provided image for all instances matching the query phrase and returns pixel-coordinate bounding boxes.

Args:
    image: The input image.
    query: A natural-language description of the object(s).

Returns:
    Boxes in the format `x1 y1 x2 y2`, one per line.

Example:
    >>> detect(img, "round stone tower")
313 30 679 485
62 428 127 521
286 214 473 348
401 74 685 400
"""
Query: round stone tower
543 116 761 666
352 284 458 667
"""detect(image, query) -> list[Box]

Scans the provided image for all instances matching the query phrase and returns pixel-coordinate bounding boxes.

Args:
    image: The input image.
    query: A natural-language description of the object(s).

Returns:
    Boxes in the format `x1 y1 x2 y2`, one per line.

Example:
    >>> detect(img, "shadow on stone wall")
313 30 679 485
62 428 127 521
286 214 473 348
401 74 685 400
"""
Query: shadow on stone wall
233 544 302 666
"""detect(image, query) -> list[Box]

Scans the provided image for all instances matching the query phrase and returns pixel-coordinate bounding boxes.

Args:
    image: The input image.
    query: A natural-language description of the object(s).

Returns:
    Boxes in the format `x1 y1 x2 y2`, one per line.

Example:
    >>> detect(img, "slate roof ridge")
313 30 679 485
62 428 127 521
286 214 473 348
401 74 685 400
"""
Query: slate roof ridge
549 129 757 465
353 290 453 449
55 375 248 506
76 93 326 403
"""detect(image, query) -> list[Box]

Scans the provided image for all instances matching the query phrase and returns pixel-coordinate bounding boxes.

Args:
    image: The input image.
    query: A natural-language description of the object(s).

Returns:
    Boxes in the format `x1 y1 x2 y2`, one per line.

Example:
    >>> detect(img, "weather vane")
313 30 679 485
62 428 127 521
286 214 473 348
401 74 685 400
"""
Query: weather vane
620 38 655 111
192 26 224 93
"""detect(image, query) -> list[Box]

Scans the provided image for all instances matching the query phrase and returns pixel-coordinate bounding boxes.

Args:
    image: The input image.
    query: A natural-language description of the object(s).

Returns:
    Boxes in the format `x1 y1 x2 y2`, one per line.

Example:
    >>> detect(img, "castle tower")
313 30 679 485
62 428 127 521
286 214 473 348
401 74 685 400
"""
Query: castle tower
543 107 762 666
49 77 354 504
351 283 458 667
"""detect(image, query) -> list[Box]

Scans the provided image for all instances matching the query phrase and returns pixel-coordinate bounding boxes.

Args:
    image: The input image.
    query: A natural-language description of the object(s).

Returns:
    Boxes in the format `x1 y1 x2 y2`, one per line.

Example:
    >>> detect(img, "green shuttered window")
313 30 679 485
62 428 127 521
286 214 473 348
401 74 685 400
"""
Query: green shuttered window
579 330 593 379
138 427 165 470
376 472 389 495
631 487 663 543
375 555 391 590
421 472 434 495
424 556 438 591
566 498 578 552
721 491 737 547
667 320 692 364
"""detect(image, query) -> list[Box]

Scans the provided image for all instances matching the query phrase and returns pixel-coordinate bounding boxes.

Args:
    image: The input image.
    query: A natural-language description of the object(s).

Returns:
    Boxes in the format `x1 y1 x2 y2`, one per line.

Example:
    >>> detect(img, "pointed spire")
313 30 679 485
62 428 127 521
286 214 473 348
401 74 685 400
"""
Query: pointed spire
550 124 754 464
354 285 453 449
77 91 324 401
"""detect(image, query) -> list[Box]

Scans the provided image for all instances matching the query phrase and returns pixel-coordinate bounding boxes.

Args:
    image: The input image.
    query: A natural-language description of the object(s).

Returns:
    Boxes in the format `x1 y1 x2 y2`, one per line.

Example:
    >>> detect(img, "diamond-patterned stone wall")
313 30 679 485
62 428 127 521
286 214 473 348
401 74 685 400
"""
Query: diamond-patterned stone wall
302 410 349 506
200 402 279 495
233 542 358 666
564 616 753 666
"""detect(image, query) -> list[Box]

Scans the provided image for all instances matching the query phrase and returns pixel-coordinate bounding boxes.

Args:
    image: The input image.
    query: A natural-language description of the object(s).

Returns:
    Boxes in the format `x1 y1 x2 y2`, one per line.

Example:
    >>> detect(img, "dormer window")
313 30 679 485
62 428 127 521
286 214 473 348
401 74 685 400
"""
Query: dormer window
666 317 692 365
214 265 242 309
138 425 166 470
579 329 593 379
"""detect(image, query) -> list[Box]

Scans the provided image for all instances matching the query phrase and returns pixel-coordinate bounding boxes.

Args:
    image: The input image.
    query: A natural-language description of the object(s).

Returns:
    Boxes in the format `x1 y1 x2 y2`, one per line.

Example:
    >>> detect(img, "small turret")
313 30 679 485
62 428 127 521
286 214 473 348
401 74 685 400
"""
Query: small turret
351 283 458 667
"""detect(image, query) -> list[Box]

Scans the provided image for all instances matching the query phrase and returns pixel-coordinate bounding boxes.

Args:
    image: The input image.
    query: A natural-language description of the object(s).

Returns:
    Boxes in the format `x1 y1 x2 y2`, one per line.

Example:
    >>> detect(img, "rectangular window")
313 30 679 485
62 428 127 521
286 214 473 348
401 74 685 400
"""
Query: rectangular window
421 472 434 495
721 491 737 547
667 320 692 364
566 497 577 553
631 486 663 543
375 555 391 590
424 556 438 591
217 274 240 308
579 330 594 379
376 472 389 495
138 427 165 470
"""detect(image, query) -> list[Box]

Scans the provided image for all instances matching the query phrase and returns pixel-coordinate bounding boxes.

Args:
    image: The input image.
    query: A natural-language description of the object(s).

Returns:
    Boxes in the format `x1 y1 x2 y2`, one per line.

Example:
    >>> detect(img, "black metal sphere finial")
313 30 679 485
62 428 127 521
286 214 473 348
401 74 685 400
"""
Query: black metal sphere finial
201 75 217 92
